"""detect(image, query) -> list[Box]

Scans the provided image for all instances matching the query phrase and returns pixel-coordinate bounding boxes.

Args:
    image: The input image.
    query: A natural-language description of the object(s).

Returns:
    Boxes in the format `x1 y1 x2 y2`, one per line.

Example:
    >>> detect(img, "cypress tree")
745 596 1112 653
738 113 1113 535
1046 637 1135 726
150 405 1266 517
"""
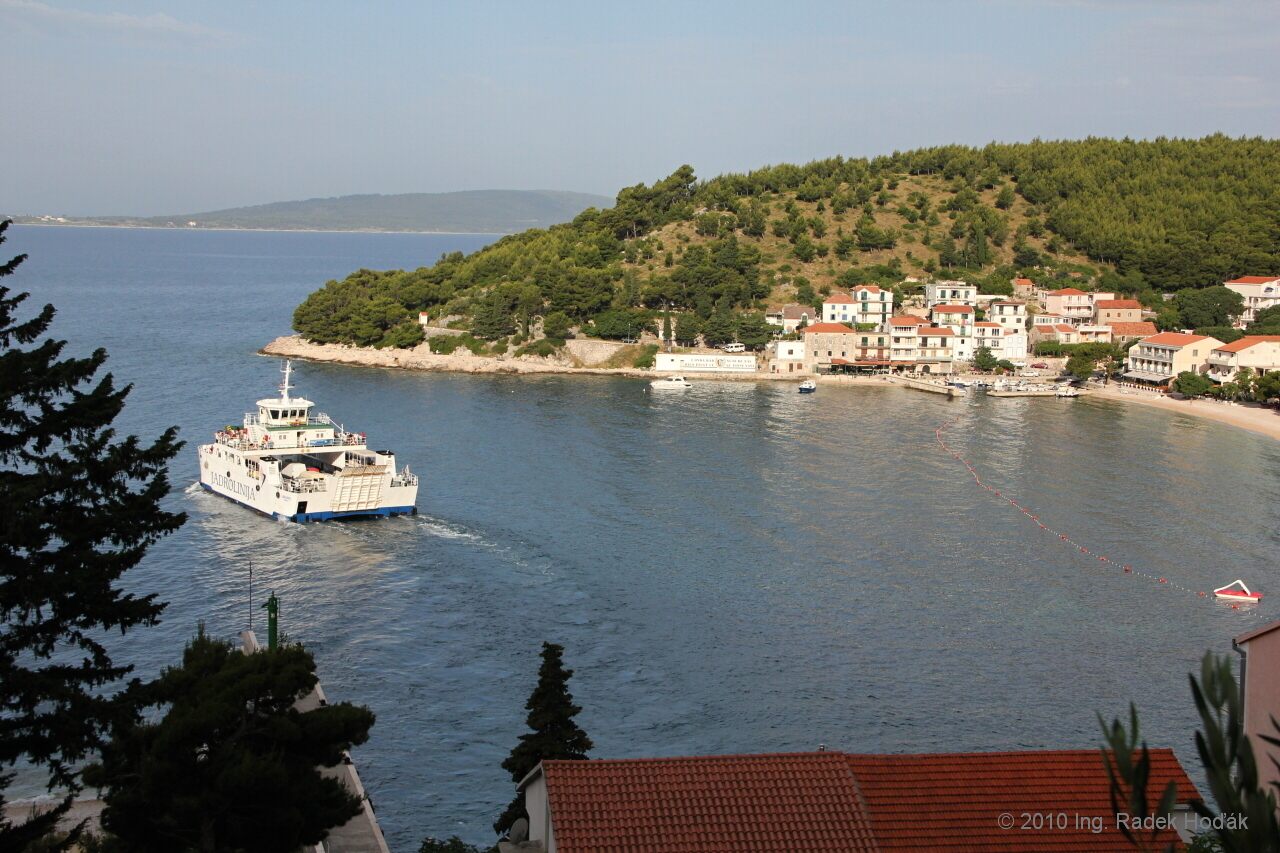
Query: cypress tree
0 220 185 847
495 642 593 835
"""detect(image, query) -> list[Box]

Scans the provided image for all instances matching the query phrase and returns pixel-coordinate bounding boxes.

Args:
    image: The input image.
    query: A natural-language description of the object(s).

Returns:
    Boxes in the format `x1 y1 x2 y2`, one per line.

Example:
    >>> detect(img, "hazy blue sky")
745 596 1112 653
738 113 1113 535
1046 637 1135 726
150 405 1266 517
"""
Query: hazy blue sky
2 0 1277 215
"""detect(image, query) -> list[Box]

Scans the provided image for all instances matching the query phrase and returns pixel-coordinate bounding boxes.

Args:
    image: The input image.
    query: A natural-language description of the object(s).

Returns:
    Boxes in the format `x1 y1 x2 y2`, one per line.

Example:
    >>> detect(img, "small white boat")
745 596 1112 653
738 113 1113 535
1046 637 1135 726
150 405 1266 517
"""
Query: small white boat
798 380 817 394
1214 579 1262 603
651 375 692 390
1055 387 1081 398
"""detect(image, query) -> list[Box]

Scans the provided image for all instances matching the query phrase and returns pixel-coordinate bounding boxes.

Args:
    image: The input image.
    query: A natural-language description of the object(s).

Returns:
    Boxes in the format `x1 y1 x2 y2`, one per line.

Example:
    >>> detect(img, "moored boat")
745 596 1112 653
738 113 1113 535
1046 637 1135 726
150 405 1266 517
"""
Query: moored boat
651 376 692 390
798 379 817 393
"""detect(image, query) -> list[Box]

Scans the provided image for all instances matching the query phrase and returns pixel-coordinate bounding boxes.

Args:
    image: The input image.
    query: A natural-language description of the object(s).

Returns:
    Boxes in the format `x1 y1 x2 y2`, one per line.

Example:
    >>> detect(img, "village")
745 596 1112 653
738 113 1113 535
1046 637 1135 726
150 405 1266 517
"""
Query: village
647 275 1280 393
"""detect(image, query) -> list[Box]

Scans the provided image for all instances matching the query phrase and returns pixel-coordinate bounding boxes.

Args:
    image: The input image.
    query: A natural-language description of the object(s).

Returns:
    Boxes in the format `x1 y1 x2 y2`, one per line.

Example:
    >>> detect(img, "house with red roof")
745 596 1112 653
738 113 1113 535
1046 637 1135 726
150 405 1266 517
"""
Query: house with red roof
765 303 817 334
1223 276 1279 327
822 286 894 330
1044 289 1115 324
1106 321 1158 343
1124 332 1225 386
1205 335 1280 382
515 749 1200 852
929 304 975 359
1093 299 1144 325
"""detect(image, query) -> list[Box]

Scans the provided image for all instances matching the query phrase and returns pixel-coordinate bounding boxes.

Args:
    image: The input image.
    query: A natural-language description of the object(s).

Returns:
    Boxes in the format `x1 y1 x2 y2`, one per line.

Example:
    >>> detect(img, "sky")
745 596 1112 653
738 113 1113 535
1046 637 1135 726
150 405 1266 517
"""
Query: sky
2 0 1278 216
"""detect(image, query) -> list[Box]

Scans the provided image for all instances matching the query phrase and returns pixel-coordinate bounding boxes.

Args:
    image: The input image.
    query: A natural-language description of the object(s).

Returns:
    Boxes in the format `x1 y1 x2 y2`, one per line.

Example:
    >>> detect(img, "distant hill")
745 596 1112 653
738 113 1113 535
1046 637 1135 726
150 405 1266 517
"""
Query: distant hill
11 190 613 234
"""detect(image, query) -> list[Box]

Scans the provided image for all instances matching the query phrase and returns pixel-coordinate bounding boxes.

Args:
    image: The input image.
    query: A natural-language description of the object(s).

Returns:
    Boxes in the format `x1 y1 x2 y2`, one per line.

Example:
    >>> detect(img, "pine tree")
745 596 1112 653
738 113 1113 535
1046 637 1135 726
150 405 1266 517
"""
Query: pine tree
91 630 375 853
495 642 593 835
0 220 185 847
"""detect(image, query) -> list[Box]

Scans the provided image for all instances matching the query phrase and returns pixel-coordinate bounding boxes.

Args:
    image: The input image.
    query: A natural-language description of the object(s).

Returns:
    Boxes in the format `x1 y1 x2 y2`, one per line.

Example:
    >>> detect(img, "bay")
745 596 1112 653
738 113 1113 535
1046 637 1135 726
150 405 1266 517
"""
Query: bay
7 225 1278 848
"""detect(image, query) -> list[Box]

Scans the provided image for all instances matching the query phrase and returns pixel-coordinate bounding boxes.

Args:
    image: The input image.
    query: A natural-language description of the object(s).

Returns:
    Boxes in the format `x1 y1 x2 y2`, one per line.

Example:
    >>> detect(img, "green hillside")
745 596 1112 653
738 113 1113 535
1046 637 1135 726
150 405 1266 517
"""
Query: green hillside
16 190 611 234
292 136 1280 349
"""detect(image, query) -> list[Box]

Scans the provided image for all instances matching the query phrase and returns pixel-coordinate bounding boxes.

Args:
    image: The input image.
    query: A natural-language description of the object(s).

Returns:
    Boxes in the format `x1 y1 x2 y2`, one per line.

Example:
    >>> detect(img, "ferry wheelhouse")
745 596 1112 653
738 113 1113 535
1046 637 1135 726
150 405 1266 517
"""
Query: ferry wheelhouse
198 362 418 522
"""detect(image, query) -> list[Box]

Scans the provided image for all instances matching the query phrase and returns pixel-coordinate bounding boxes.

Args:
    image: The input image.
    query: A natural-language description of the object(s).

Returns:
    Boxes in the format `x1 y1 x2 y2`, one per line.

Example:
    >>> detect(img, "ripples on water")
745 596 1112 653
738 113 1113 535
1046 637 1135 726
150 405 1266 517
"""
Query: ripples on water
9 227 1280 848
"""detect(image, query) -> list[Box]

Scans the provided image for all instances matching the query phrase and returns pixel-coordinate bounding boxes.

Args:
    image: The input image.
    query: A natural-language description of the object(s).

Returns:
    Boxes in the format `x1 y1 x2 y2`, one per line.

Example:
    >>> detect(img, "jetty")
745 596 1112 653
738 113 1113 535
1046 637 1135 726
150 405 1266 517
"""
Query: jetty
987 383 1081 398
895 375 958 397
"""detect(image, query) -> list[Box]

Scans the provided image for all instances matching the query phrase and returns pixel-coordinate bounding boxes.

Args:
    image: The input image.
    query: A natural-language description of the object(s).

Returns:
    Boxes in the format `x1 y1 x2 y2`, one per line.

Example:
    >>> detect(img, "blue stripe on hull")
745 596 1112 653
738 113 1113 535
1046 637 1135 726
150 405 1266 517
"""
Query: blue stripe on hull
199 484 415 523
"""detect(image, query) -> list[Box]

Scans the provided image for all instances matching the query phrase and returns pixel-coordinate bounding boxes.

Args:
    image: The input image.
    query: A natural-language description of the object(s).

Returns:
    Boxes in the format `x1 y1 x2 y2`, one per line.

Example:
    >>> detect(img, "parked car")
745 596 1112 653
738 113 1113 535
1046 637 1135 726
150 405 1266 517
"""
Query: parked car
1031 362 1049 369
722 342 746 353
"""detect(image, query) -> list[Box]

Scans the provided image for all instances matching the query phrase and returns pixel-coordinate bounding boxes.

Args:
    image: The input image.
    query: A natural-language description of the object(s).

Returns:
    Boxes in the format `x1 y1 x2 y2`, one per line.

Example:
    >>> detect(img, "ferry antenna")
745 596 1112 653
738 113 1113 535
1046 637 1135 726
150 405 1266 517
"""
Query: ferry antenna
280 359 293 405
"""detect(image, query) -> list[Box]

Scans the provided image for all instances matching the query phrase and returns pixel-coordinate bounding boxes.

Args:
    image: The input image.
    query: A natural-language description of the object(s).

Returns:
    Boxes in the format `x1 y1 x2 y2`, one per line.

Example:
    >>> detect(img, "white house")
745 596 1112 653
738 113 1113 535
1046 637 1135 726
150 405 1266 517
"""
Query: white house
1043 289 1115 324
929 304 975 360
767 338 808 374
765 303 817 334
888 315 926 367
1205 335 1280 382
848 284 893 329
925 280 976 308
974 322 1026 364
1224 276 1280 327
1124 332 1225 386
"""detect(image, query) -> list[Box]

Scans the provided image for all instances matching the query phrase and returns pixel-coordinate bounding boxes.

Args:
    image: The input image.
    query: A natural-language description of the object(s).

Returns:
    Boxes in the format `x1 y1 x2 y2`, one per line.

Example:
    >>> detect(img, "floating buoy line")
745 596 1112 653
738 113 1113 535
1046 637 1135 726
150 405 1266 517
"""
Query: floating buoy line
934 412 1262 612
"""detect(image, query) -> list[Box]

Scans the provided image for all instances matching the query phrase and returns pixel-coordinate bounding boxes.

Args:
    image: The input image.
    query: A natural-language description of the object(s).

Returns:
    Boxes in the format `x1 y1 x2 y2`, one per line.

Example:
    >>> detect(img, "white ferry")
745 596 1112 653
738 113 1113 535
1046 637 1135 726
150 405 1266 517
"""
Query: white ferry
198 361 418 522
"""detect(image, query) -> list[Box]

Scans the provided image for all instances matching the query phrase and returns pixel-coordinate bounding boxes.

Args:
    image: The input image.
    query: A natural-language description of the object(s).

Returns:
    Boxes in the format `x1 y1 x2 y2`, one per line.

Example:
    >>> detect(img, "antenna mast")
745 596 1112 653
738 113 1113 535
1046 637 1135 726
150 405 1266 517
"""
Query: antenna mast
280 360 292 404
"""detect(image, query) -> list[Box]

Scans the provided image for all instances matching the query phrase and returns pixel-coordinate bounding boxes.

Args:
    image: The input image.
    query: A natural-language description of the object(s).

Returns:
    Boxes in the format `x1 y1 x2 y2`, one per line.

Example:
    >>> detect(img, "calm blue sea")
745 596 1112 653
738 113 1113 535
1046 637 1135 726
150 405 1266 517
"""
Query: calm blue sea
6 225 1279 849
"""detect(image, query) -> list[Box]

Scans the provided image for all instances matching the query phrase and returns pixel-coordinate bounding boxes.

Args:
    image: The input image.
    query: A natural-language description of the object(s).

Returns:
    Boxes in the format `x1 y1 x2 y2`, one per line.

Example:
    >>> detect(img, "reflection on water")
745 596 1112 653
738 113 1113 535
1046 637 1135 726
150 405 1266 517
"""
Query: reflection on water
7 226 1279 848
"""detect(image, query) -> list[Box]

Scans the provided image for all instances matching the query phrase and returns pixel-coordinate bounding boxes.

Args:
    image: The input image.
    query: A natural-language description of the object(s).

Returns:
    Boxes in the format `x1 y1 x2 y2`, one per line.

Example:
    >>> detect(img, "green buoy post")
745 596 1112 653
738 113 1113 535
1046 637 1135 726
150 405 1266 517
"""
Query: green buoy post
263 591 279 651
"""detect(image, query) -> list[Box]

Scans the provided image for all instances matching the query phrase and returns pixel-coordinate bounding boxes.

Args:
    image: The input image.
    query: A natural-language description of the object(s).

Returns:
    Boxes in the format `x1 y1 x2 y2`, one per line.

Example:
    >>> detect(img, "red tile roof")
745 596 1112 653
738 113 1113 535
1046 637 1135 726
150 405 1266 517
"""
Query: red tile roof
917 327 954 336
846 750 1198 851
1213 334 1280 353
851 284 883 293
890 315 927 326
1051 325 1076 334
1095 299 1142 310
1140 332 1214 347
932 305 975 313
991 300 1025 307
535 750 1199 853
539 753 877 853
1014 277 1035 287
802 322 855 334
1107 321 1158 337
781 304 812 320
823 293 855 304
975 321 1001 328
1047 287 1088 296
1226 276 1279 285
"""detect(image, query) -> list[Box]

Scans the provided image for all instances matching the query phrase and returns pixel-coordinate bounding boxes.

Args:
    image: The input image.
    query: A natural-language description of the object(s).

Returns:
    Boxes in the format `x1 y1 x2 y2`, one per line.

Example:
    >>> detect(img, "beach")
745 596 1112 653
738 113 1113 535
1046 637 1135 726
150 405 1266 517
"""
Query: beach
1089 384 1280 441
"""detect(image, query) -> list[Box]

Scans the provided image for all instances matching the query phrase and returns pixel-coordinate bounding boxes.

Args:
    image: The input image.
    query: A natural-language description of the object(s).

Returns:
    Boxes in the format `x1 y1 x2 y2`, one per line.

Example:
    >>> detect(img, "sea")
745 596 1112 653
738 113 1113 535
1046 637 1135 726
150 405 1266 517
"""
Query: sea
6 224 1279 848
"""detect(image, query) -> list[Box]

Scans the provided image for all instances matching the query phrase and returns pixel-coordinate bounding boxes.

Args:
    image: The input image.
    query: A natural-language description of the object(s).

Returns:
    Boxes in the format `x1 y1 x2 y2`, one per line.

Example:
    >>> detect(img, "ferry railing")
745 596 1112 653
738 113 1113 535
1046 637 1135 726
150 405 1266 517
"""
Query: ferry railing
280 476 328 494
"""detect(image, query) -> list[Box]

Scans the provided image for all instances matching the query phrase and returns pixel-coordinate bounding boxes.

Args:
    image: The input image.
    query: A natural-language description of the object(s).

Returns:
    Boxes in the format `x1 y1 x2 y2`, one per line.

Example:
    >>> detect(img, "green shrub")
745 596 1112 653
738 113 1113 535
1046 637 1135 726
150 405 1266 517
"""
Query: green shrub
633 344 659 369
489 339 509 355
428 335 463 355
516 339 560 358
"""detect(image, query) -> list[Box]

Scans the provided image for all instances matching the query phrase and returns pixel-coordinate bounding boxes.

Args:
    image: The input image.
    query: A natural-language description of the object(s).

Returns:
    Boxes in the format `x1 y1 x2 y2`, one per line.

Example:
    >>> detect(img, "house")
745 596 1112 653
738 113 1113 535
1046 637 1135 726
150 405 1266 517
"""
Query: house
888 315 927 368
925 280 976 308
765 304 816 334
974 322 1025 364
827 331 893 374
1093 299 1144 325
1075 324 1113 344
848 284 893 329
929 304 975 360
915 327 955 374
516 749 1200 853
1205 335 1280 383
1012 277 1036 299
801 322 856 373
1223 276 1280 327
1107 321 1158 343
821 292 857 325
767 339 807 374
1124 332 1225 386
988 300 1027 331
1044 289 1115 324
1234 620 1280 800
1031 324 1080 347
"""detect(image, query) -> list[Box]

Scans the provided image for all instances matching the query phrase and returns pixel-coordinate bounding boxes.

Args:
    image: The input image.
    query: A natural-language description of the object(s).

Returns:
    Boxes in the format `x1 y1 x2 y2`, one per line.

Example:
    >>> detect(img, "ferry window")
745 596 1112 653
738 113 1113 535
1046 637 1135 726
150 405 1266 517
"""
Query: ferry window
270 410 279 419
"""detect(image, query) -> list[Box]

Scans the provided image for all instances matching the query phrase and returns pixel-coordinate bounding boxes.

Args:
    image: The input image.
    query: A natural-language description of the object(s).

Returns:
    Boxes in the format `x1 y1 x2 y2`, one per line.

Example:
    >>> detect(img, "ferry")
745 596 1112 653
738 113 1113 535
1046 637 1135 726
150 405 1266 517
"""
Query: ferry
198 361 418 522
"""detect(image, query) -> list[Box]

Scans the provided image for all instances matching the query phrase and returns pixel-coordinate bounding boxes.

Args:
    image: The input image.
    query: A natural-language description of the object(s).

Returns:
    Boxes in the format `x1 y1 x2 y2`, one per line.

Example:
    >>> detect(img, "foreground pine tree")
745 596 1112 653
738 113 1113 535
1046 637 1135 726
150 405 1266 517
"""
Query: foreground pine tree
91 629 376 853
0 220 185 849
495 642 593 835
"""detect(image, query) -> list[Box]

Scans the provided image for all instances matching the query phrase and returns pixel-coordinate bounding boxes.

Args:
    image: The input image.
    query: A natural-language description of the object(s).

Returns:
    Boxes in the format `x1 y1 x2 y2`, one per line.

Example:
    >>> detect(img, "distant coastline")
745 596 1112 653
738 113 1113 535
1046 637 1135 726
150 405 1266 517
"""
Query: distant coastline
10 221 505 237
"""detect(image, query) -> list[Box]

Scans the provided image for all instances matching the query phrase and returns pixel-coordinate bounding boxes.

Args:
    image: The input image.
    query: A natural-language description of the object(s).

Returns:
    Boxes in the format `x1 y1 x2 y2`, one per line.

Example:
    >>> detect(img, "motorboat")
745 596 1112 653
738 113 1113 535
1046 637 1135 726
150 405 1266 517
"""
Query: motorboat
798 380 817 394
1214 580 1262 603
1055 387 1082 398
651 376 692 390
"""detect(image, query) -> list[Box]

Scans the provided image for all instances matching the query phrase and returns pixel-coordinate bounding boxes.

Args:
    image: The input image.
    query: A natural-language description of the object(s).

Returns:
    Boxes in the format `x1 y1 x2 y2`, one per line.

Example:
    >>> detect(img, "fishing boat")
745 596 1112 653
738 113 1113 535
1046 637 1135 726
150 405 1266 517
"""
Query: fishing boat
197 361 418 522
650 375 692 390
1214 580 1262 603
798 379 817 394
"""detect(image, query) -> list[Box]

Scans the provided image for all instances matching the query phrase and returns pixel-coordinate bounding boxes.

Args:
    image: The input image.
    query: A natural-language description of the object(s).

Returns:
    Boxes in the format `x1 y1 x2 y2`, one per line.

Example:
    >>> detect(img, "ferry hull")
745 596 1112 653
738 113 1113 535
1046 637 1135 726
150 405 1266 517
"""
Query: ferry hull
198 482 416 523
